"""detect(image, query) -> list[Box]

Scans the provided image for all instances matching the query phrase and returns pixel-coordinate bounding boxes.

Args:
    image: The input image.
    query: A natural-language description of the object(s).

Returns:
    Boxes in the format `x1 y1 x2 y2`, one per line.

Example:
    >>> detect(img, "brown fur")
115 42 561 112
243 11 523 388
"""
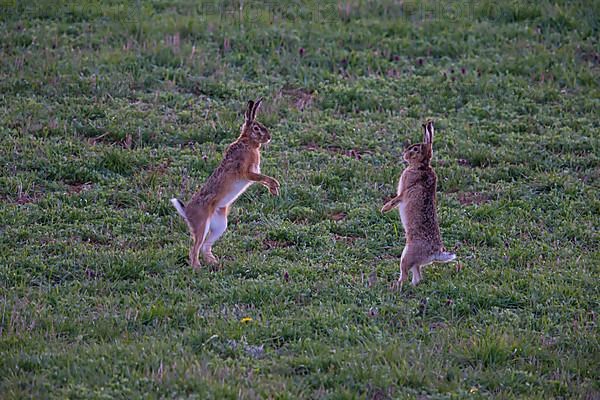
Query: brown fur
172 99 280 268
381 120 456 286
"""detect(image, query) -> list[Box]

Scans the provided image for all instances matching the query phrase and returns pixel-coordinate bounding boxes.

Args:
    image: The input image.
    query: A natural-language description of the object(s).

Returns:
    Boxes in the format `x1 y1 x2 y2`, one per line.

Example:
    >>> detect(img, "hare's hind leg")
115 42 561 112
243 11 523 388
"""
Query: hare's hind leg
189 217 210 269
392 246 412 290
394 245 426 288
202 206 229 265
410 265 422 286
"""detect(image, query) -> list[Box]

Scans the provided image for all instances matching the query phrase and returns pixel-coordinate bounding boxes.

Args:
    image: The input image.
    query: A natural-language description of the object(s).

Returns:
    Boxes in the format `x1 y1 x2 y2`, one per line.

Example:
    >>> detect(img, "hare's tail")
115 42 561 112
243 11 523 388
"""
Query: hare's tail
170 198 188 222
434 251 456 263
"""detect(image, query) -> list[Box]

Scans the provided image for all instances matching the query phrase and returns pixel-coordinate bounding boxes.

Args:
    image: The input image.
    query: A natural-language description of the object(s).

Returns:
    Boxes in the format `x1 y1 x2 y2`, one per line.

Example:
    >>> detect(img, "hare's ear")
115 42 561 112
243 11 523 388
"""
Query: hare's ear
251 97 263 120
422 120 434 144
245 100 255 123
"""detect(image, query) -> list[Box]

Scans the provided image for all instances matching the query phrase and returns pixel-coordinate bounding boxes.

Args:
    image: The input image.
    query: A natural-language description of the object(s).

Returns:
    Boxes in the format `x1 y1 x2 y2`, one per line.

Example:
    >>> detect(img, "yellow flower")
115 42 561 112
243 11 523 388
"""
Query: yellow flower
469 387 479 394
240 317 253 323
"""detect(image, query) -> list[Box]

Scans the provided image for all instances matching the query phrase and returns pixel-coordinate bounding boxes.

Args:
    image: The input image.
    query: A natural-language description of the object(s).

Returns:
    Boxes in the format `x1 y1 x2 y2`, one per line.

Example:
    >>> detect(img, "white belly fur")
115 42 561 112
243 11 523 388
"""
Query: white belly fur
217 164 260 208
398 202 408 231
397 175 407 231
218 180 252 207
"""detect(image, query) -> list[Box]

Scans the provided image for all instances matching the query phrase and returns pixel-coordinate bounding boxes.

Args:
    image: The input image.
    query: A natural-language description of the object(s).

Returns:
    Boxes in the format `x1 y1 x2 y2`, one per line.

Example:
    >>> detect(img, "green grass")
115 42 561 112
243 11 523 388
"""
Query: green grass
1 0 599 398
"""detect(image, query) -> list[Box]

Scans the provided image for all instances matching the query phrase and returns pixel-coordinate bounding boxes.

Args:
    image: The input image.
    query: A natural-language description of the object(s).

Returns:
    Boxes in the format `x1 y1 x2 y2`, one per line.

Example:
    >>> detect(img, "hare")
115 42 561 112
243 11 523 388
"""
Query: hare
171 98 280 268
381 120 456 286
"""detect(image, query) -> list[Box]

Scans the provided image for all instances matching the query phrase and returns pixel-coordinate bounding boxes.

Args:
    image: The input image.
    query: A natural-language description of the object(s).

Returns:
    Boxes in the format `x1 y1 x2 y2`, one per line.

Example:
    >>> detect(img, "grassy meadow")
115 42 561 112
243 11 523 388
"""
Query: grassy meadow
1 0 599 398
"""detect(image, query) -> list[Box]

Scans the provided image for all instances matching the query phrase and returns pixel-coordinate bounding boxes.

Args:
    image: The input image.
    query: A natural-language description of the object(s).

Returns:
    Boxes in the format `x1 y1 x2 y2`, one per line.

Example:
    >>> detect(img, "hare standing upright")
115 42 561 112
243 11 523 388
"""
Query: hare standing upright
171 98 280 268
381 120 456 286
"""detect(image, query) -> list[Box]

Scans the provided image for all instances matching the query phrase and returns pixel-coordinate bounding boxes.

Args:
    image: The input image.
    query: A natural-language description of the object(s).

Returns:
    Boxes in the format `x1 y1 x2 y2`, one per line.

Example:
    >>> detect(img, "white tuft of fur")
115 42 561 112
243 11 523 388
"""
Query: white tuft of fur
435 252 457 263
170 198 188 222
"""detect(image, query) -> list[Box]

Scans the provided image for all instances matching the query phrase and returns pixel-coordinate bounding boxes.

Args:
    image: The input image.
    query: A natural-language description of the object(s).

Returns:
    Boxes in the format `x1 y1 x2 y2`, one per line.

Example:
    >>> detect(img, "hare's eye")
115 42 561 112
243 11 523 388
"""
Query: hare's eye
253 126 259 132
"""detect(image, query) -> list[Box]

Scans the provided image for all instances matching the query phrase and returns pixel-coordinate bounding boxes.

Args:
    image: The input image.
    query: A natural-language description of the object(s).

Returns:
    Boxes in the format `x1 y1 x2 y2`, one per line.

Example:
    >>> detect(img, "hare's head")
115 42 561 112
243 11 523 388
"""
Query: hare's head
403 120 434 166
241 98 271 144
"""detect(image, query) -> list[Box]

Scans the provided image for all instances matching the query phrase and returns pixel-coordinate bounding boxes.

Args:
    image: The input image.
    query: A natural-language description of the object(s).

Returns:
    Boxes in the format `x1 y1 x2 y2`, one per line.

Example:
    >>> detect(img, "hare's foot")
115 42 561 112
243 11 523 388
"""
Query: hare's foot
200 208 227 267
202 250 219 265
190 257 201 270
189 215 210 270
391 270 408 291
393 253 412 290
390 279 403 292
410 266 422 286
189 244 202 270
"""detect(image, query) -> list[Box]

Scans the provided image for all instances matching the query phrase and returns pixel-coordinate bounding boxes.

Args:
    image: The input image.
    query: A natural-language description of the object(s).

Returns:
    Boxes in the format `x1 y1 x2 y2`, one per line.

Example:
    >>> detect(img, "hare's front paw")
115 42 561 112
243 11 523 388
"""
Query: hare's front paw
381 202 394 213
269 179 280 196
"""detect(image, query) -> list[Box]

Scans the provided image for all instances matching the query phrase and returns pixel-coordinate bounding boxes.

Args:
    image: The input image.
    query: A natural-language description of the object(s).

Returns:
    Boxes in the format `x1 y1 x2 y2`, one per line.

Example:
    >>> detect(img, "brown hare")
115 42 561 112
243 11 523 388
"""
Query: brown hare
171 98 280 268
381 120 456 286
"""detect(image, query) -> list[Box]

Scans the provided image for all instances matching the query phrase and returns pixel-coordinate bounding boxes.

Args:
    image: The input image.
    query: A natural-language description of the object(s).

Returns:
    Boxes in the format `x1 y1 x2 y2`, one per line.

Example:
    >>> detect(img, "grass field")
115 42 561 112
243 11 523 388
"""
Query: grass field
1 0 599 398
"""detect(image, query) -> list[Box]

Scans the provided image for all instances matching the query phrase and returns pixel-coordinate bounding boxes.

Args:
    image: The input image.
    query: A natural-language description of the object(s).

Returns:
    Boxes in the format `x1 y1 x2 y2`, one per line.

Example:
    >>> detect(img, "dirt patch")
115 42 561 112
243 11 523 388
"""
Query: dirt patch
332 234 359 244
122 133 133 149
263 239 293 250
280 87 314 111
87 132 135 149
330 211 347 221
429 322 448 330
67 182 93 194
146 159 172 175
2 185 44 205
304 142 371 160
15 192 41 205
579 167 600 186
456 192 491 206
577 49 600 65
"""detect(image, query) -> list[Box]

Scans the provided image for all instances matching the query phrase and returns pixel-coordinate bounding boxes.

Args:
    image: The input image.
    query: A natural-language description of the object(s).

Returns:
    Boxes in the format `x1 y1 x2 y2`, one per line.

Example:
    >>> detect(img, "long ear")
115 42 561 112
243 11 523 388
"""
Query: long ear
427 120 434 144
245 100 255 123
250 97 263 121
422 120 434 144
